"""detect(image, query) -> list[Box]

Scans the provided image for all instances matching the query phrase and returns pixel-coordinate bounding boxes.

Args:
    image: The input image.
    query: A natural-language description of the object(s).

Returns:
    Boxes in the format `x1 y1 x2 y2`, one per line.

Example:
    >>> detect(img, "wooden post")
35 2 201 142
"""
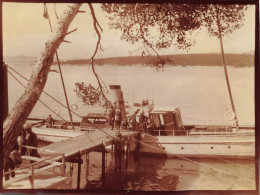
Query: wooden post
125 141 129 173
85 153 89 184
118 142 121 176
69 163 73 177
30 165 34 189
61 153 65 176
77 152 81 190
114 142 118 175
102 149 106 180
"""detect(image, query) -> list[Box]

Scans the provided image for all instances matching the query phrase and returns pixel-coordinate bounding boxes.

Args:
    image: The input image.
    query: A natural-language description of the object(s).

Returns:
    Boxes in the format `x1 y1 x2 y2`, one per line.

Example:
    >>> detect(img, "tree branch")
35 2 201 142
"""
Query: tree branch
3 3 82 165
88 3 111 106
134 4 165 66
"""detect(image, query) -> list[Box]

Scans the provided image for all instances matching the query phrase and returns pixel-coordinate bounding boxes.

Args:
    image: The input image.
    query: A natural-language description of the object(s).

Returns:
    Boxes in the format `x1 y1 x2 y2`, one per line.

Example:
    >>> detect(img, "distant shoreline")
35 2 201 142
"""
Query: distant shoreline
55 54 255 67
4 54 254 67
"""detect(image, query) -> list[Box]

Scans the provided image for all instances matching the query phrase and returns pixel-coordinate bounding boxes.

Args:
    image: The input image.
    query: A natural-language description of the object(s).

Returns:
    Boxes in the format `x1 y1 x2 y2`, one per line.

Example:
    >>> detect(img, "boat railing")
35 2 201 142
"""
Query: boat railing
148 129 190 136
148 128 254 137
45 123 68 129
79 126 97 133
3 145 65 189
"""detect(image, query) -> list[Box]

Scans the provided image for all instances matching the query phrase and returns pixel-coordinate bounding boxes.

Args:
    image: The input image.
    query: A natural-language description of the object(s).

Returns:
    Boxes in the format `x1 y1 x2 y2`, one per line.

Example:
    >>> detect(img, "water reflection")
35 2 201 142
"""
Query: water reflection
84 152 255 191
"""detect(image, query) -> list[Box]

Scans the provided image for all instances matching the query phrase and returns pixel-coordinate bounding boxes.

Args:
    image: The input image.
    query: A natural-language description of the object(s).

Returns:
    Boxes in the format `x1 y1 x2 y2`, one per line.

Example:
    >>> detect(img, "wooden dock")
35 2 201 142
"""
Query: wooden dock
3 129 139 189
41 129 138 159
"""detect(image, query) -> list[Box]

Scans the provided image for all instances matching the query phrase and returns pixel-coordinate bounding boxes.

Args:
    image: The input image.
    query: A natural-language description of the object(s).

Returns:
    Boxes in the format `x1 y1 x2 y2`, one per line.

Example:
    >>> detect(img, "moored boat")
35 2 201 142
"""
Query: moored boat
134 107 255 159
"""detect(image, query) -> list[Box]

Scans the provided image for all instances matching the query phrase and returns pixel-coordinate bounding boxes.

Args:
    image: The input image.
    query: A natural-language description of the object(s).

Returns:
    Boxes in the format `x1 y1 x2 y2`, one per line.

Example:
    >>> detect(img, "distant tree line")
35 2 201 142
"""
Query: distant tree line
58 54 254 67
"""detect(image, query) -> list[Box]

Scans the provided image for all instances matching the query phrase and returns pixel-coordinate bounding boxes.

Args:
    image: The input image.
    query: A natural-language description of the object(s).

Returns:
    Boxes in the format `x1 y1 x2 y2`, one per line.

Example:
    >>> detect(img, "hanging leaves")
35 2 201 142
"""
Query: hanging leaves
102 3 248 58
202 4 247 38
74 82 112 108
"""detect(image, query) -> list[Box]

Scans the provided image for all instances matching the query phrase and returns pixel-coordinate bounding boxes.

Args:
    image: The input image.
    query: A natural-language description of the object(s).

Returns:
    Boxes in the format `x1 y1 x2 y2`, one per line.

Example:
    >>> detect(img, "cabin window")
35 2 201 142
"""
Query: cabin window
81 117 107 125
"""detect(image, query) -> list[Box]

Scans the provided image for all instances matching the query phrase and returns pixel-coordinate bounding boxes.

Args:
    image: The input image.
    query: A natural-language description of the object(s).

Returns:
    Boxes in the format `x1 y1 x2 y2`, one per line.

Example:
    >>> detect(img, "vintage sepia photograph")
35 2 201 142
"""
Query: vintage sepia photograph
2 1 257 192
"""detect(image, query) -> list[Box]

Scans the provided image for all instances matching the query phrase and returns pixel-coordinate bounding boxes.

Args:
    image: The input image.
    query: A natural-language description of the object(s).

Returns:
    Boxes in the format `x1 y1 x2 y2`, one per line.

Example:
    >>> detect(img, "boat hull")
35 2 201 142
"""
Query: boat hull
137 134 255 159
32 127 85 143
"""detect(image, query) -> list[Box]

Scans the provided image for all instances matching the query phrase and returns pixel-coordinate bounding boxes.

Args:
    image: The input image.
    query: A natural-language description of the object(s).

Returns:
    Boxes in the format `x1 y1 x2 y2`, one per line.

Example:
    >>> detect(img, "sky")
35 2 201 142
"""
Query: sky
3 3 256 60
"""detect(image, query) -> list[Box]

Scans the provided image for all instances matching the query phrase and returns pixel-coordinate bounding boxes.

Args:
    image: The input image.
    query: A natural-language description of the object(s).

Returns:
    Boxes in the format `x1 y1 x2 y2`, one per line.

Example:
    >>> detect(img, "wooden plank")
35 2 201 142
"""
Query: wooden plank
3 163 60 187
41 130 138 160
21 156 62 166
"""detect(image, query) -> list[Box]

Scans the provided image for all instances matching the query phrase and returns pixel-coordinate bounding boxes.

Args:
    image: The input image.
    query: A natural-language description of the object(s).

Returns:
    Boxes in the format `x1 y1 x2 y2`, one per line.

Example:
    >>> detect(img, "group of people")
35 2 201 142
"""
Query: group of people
108 106 147 132
108 107 123 130
4 123 40 181
129 109 147 132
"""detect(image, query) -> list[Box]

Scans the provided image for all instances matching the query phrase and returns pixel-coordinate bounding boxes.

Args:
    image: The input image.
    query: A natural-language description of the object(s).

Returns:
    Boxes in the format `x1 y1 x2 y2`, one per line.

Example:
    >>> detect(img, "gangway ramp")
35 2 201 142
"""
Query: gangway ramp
41 130 139 160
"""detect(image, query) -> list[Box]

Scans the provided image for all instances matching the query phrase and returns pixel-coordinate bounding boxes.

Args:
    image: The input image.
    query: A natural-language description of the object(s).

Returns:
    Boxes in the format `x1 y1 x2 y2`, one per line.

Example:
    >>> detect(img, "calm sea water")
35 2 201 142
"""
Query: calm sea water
69 151 255 190
8 64 254 126
8 64 255 190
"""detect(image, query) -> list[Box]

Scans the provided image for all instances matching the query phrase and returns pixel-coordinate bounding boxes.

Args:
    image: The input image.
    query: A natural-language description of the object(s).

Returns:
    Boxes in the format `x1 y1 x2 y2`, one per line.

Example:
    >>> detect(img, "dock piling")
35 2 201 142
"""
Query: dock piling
77 152 81 190
125 141 129 173
29 165 35 189
61 153 65 176
114 142 118 176
102 149 106 181
118 142 122 176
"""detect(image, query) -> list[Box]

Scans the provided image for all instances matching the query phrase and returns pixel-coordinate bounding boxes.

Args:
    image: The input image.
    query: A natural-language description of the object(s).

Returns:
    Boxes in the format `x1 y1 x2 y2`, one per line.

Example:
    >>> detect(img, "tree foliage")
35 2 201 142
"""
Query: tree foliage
74 82 112 108
102 3 247 52
203 4 247 37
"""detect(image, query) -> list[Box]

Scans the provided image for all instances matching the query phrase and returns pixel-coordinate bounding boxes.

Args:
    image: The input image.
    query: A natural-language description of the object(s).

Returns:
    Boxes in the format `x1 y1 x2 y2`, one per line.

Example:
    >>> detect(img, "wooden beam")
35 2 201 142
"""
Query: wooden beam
77 152 81 190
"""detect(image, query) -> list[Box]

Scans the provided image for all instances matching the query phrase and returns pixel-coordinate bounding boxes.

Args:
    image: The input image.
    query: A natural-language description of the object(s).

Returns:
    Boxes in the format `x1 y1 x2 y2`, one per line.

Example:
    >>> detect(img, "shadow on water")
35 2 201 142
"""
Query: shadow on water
83 151 255 191
39 140 255 190
84 152 202 191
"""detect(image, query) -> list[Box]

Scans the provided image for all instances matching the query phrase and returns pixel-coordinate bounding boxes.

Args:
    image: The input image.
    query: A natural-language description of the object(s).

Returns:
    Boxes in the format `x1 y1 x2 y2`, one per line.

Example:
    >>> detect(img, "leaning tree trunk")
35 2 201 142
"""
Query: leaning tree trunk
3 3 82 166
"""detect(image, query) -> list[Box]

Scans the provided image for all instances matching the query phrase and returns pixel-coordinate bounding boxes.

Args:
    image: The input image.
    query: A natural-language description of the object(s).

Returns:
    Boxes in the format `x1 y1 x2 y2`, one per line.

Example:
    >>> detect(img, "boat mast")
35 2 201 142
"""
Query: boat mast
216 6 239 130
44 4 74 129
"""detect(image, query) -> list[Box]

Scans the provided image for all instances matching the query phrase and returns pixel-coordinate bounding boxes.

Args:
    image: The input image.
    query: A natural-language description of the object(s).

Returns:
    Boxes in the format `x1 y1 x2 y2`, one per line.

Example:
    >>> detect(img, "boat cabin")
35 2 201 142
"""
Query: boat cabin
148 107 187 136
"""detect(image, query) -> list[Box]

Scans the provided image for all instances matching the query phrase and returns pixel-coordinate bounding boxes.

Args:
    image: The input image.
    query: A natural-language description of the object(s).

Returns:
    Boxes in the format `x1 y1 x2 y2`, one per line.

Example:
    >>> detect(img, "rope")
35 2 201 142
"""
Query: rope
142 132 255 171
7 70 67 121
5 63 83 119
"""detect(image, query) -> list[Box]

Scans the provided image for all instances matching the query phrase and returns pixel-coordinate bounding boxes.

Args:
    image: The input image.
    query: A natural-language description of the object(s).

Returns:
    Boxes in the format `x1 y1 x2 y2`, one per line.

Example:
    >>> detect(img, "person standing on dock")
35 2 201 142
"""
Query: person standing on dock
4 140 22 181
20 126 27 156
139 110 145 132
108 106 115 130
23 124 41 159
115 108 122 130
130 110 138 131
